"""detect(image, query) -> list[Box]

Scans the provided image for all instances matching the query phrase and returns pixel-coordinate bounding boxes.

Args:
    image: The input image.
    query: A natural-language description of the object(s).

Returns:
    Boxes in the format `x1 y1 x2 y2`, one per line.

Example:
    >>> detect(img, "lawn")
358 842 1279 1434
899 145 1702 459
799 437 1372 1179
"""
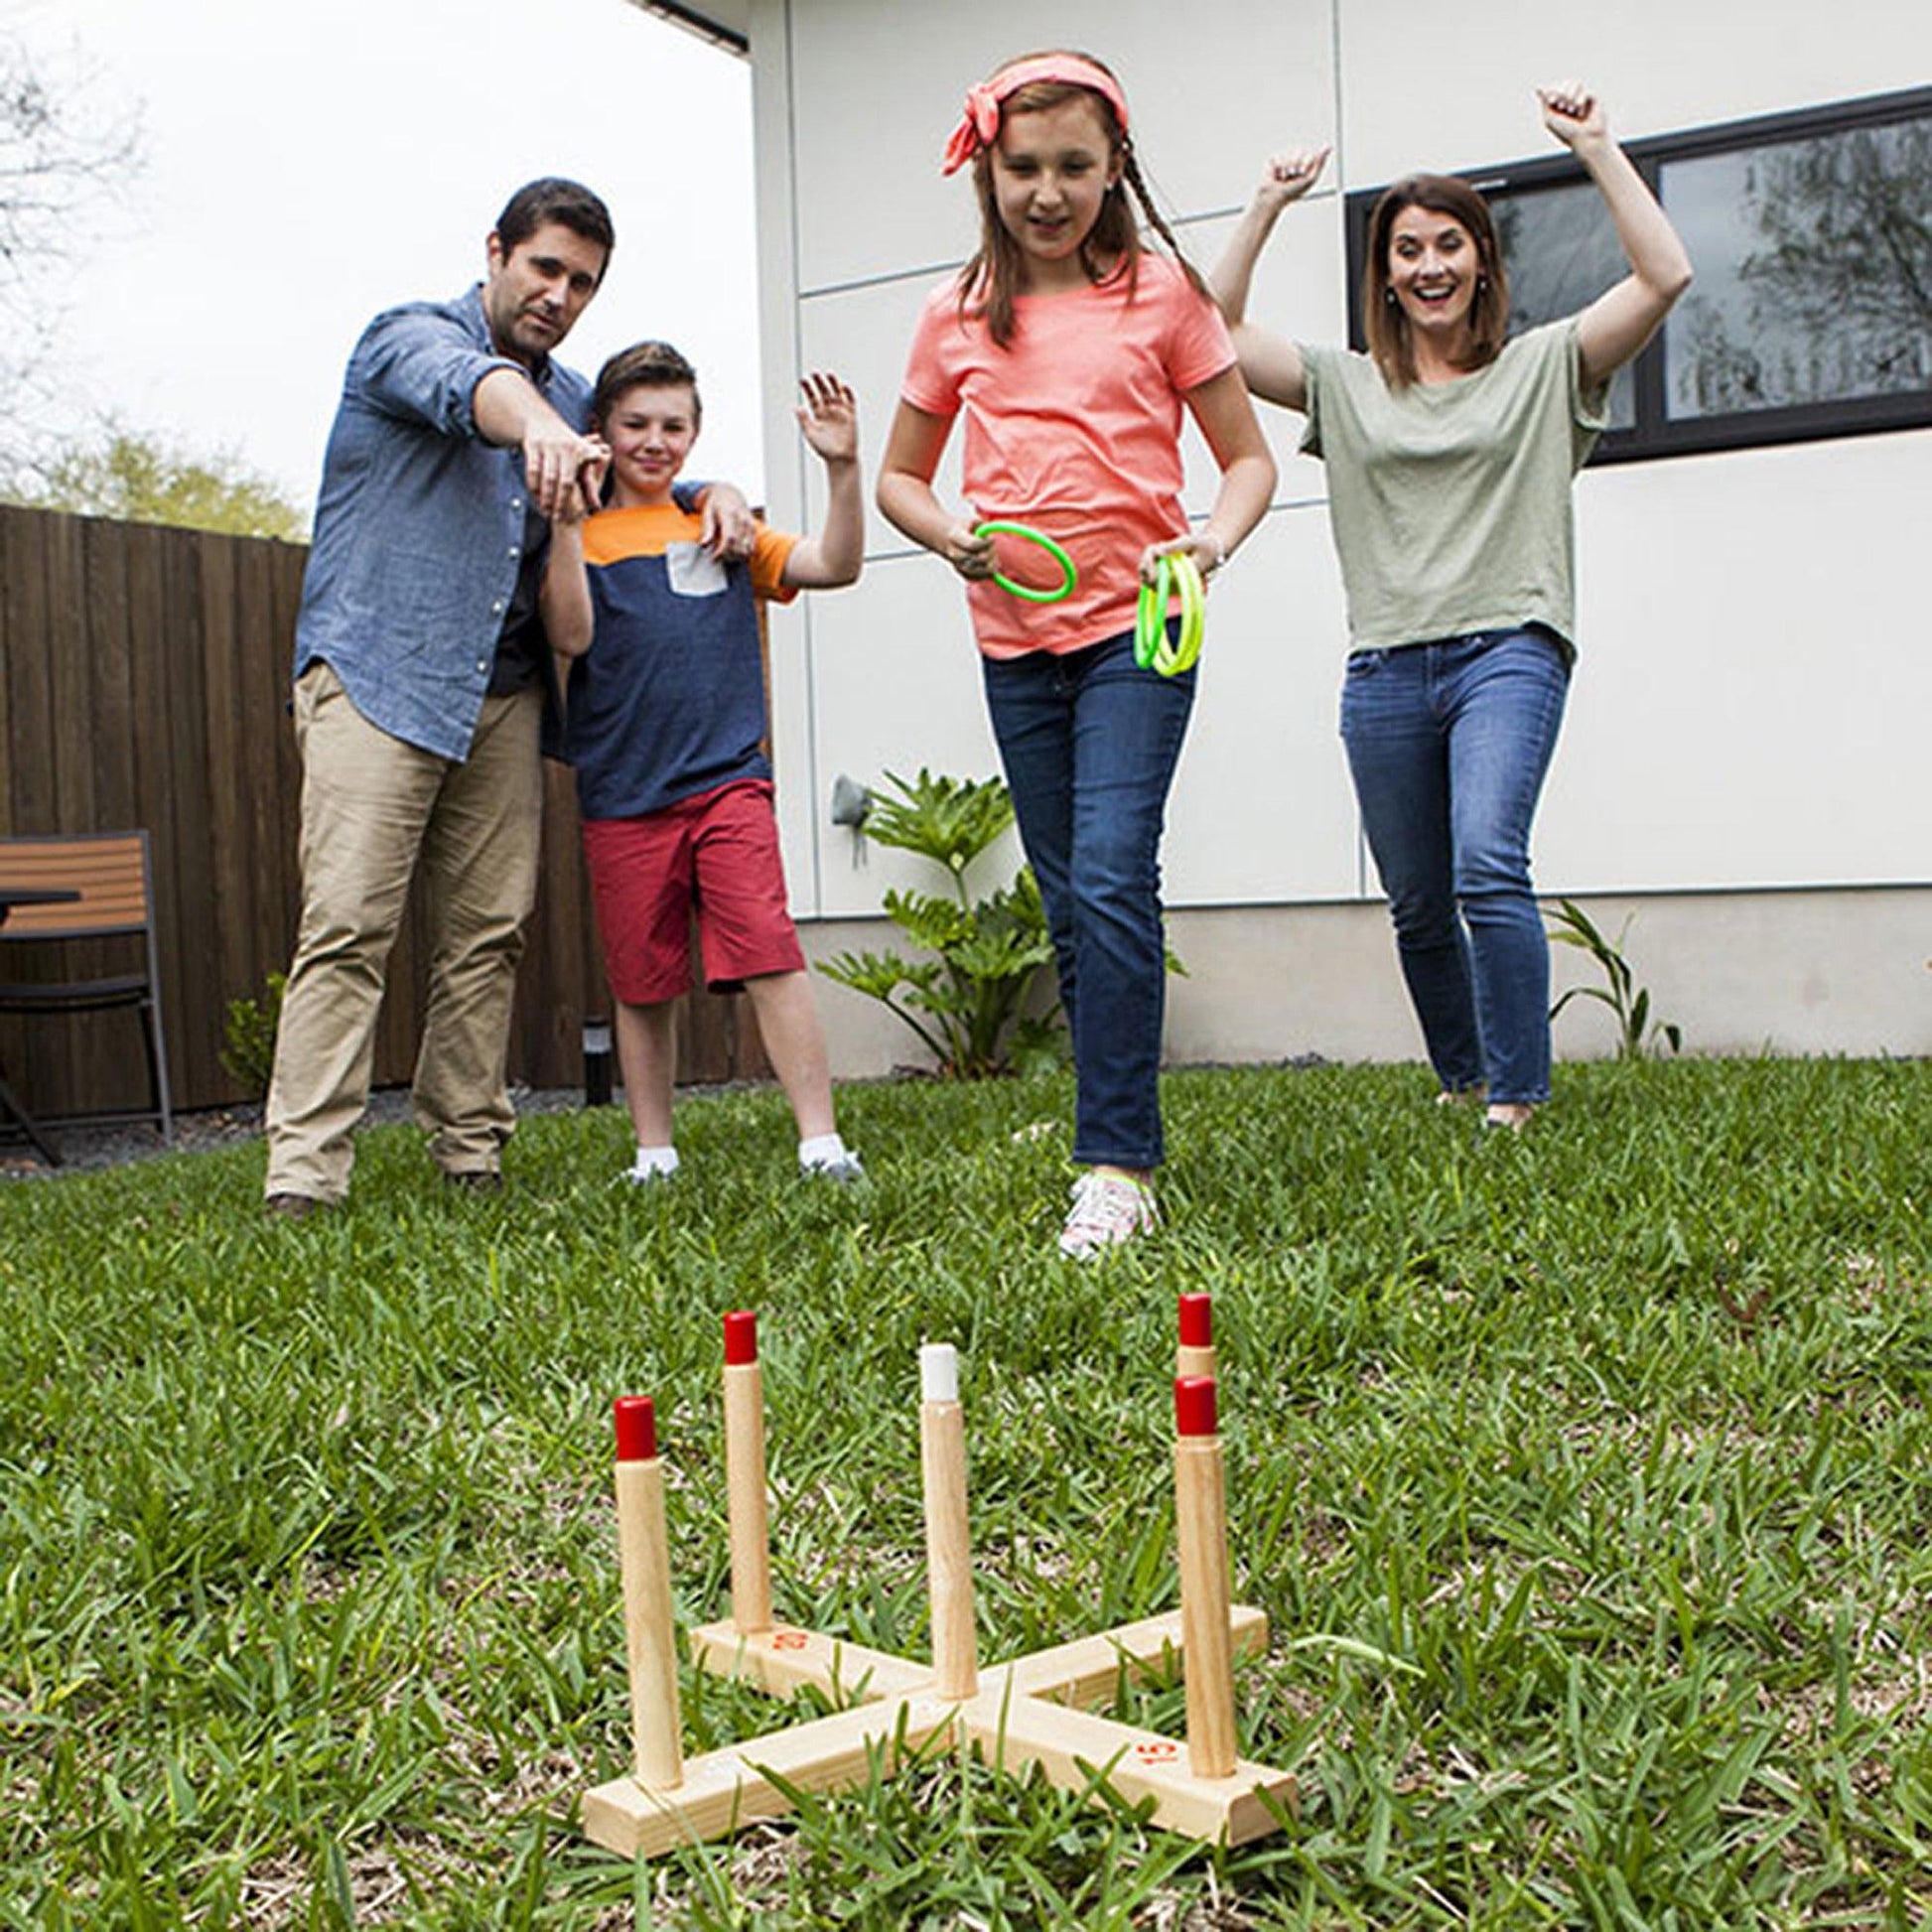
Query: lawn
3 1056 1930 1928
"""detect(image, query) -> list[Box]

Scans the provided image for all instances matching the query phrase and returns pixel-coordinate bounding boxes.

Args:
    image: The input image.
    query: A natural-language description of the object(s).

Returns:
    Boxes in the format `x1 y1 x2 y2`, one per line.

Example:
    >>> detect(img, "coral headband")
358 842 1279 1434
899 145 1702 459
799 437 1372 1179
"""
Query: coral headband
940 56 1130 176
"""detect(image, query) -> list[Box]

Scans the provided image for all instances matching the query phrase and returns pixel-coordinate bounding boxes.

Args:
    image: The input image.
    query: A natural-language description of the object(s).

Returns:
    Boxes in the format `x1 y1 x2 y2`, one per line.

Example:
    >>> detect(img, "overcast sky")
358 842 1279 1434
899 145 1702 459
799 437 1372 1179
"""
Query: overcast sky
11 0 763 514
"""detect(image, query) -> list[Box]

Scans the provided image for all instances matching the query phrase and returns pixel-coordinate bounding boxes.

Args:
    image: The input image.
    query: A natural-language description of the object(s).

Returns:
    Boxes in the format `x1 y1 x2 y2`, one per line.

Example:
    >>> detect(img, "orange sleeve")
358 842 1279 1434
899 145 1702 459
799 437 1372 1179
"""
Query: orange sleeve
751 523 801 604
580 508 627 568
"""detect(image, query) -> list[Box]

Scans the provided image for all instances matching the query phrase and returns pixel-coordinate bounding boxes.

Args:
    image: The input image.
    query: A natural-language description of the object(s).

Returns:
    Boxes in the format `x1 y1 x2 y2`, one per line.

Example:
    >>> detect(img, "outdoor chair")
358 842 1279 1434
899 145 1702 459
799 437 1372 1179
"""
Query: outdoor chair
0 830 174 1150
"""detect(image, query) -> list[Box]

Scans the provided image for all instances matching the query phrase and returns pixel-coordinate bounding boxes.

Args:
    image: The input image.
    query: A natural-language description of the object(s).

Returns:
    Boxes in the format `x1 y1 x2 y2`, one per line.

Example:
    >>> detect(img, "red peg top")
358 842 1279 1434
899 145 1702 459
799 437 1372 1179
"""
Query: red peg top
723 1309 759 1366
614 1394 657 1462
1177 1293 1212 1347
1174 1374 1218 1439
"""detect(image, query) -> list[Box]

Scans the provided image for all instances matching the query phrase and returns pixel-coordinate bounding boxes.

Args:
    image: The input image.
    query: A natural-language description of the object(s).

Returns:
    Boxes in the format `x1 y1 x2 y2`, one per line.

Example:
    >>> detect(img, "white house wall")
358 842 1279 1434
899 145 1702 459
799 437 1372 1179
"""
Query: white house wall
1551 433 1932 895
1335 0 1929 182
744 0 1932 1069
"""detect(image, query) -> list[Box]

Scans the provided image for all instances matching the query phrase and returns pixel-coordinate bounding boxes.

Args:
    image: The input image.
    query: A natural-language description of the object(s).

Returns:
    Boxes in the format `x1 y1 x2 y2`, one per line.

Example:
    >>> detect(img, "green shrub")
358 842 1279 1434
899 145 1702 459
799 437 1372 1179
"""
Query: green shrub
818 769 1061 1077
218 969 286 1098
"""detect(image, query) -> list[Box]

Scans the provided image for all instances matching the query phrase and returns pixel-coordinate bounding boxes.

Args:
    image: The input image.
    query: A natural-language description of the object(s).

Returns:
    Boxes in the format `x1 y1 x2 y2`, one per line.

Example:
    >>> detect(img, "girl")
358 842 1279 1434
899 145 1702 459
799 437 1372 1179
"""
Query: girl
878 50 1276 1257
1210 84 1692 1128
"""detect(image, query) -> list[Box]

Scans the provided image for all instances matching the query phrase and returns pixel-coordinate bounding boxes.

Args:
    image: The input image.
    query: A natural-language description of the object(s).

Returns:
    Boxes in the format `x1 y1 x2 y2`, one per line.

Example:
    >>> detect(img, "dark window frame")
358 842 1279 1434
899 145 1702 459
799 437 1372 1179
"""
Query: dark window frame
1344 84 1932 466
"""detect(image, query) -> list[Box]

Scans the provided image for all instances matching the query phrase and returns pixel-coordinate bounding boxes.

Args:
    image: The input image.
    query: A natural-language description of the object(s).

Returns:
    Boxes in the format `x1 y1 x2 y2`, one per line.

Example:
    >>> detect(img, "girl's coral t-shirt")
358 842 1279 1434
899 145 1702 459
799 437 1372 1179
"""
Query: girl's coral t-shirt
899 253 1235 658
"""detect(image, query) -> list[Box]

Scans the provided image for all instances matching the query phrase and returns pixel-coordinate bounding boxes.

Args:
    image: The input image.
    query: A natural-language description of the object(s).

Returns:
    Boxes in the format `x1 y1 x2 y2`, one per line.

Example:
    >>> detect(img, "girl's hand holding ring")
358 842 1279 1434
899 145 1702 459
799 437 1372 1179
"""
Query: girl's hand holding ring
1137 532 1224 585
1135 547 1206 676
946 522 996 582
973 520 1077 602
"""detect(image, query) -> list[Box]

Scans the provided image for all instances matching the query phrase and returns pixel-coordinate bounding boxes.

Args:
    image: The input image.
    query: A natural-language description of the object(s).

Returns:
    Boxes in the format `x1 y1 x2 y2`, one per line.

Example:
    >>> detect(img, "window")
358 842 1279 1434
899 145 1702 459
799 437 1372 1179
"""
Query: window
1345 86 1932 464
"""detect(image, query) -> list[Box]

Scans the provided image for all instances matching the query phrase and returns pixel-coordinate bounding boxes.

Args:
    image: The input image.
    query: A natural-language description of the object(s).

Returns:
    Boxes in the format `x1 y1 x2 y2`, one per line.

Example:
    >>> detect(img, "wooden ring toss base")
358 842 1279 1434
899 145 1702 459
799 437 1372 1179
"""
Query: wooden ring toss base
578 1298 1298 1860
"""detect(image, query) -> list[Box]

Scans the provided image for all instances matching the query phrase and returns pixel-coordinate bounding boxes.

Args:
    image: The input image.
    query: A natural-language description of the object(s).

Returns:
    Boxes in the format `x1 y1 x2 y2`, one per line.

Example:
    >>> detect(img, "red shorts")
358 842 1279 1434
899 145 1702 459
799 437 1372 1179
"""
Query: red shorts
582 779 804 1005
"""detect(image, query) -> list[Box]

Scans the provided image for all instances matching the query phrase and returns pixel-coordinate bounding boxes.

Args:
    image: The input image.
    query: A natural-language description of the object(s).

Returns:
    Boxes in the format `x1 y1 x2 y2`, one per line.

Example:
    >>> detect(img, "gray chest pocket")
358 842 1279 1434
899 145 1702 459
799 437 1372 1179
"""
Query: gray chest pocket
666 542 728 598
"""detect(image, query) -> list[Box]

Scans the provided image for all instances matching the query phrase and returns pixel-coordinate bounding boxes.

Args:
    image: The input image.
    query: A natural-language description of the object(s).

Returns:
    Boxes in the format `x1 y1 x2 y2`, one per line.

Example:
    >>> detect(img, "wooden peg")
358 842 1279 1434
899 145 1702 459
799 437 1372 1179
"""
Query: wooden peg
1173 1376 1237 1778
919 1344 978 1699
722 1310 773 1634
614 1396 683 1790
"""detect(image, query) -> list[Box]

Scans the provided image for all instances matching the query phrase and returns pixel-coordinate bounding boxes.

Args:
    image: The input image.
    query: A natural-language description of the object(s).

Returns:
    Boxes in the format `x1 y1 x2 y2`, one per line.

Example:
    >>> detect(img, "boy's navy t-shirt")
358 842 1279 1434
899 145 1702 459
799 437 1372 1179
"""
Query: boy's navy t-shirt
565 503 798 821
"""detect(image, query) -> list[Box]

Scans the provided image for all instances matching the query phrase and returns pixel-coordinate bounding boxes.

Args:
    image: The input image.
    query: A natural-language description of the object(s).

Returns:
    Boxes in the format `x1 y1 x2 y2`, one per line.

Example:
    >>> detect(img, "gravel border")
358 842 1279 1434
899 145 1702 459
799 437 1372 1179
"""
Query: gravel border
0 1085 594 1181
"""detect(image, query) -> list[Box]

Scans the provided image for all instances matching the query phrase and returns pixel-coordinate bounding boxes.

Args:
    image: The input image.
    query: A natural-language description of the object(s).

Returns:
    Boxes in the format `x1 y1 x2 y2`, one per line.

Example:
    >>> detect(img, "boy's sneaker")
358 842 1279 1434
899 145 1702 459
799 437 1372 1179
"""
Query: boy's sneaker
622 1147 679 1185
1058 1170 1158 1260
801 1149 866 1184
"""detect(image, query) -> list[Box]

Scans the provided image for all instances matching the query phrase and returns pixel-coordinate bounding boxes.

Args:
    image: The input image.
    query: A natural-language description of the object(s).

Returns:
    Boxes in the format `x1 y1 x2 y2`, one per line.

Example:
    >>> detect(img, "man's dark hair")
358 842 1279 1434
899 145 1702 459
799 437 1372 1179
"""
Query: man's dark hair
494 178 616 265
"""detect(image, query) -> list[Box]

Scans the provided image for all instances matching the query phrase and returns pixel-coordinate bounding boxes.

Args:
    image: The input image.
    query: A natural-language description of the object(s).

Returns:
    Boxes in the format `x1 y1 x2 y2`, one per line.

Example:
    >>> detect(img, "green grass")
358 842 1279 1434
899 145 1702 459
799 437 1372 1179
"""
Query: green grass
3 1056 1931 1928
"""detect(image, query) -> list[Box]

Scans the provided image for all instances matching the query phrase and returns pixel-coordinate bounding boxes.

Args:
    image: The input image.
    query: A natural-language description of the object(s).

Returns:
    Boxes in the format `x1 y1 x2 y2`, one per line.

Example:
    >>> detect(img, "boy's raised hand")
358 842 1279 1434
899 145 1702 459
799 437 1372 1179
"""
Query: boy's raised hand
796 372 859 465
778 372 866 589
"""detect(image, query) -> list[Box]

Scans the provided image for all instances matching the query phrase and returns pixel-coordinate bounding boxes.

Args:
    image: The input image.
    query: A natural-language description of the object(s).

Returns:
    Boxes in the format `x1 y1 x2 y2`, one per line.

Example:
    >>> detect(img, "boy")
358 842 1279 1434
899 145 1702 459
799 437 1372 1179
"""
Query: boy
541 342 864 1182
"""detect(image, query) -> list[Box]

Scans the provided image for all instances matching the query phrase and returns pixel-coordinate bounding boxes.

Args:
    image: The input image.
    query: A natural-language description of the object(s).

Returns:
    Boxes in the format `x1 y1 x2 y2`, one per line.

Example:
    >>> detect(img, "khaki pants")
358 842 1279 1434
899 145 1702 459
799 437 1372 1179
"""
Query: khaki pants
264 662 543 1201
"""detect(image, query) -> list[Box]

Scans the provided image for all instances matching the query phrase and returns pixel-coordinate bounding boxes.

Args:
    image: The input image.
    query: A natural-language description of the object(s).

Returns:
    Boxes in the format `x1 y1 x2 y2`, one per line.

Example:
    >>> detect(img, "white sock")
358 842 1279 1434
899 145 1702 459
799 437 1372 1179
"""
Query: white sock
631 1144 680 1177
798 1133 849 1171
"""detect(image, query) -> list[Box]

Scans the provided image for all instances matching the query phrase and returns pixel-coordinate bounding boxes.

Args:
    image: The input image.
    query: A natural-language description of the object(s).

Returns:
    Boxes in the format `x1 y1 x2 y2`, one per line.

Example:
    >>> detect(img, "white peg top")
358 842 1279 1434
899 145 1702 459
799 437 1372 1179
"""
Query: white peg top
919 1342 958 1404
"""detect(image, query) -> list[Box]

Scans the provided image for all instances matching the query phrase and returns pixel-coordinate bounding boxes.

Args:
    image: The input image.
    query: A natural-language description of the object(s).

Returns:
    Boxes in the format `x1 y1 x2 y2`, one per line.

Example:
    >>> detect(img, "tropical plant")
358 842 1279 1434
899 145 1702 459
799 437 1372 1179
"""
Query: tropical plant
1547 897 1682 1059
817 769 1061 1077
218 969 286 1099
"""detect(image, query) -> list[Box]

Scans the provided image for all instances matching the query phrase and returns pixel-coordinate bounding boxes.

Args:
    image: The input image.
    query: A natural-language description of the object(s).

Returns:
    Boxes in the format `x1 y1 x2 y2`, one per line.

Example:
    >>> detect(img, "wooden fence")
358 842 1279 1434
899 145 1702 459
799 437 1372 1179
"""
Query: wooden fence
0 502 766 1128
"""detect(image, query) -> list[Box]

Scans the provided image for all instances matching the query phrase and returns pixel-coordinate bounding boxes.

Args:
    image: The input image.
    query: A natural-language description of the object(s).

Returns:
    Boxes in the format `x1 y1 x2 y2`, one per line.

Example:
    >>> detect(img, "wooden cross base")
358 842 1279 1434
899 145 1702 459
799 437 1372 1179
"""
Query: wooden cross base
581 1604 1298 1859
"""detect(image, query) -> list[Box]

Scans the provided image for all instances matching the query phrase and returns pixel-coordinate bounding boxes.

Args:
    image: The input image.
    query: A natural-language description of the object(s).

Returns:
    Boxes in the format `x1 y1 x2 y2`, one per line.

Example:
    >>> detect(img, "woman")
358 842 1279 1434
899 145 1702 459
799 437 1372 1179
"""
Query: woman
1211 84 1691 1127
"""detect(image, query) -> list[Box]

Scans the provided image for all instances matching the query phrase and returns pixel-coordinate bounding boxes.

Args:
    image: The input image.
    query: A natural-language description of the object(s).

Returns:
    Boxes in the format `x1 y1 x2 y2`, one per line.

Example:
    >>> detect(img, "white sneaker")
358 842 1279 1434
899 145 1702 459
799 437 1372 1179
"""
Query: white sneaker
622 1146 679 1184
802 1149 866 1183
1058 1171 1158 1260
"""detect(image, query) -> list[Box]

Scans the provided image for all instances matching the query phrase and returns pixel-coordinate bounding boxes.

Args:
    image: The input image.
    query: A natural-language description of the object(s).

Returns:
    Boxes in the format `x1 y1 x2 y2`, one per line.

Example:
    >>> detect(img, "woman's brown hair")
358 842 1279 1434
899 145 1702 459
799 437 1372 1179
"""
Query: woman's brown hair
1361 174 1510 387
955 52 1205 348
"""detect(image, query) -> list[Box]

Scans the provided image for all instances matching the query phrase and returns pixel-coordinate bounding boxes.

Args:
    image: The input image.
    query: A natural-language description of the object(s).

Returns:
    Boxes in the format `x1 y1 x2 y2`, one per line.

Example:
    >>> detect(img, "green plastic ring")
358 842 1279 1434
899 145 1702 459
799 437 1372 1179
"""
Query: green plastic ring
973 520 1077 604
1135 550 1206 676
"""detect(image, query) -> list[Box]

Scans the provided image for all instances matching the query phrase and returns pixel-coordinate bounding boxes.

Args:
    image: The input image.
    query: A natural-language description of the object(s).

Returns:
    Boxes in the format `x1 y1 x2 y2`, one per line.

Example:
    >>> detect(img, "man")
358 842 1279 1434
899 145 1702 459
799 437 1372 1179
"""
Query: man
263 178 749 1213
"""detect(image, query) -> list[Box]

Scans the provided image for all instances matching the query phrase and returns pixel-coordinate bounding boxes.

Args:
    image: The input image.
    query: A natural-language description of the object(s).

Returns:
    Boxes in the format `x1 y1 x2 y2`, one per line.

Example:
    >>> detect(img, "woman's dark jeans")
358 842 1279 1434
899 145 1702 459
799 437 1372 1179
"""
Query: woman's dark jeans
1339 626 1570 1106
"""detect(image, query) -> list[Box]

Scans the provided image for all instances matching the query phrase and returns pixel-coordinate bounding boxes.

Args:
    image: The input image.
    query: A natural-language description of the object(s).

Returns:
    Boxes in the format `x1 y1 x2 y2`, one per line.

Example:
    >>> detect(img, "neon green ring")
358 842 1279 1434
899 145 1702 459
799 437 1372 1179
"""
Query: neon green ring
973 520 1077 604
1135 550 1206 676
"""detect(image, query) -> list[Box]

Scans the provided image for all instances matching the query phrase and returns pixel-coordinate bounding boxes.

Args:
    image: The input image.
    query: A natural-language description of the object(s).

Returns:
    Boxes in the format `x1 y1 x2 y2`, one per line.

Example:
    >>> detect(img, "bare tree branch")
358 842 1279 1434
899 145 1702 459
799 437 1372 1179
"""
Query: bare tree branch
0 20 145 487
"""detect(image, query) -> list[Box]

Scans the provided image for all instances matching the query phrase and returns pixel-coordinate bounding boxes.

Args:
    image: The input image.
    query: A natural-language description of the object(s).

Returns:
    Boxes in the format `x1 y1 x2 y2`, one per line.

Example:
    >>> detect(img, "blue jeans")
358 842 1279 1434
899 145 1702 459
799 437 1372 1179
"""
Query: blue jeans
1339 627 1570 1106
982 630 1194 1169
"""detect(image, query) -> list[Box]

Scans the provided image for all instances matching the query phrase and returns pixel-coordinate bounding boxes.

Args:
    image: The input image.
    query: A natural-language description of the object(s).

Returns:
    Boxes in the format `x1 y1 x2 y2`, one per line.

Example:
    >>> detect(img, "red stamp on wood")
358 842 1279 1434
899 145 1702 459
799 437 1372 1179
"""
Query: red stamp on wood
770 1628 809 1651
1133 1739 1179 1763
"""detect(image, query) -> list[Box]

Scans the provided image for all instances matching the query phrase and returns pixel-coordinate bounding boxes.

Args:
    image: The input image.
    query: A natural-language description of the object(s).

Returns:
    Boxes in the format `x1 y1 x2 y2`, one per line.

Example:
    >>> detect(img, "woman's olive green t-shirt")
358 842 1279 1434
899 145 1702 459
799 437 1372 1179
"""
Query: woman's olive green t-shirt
1300 320 1609 653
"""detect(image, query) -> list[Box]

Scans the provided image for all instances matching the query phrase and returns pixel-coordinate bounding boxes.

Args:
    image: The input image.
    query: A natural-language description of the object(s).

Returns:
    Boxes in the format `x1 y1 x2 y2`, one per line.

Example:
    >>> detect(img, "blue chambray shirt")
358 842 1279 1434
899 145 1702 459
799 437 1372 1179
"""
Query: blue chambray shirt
291 285 593 763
